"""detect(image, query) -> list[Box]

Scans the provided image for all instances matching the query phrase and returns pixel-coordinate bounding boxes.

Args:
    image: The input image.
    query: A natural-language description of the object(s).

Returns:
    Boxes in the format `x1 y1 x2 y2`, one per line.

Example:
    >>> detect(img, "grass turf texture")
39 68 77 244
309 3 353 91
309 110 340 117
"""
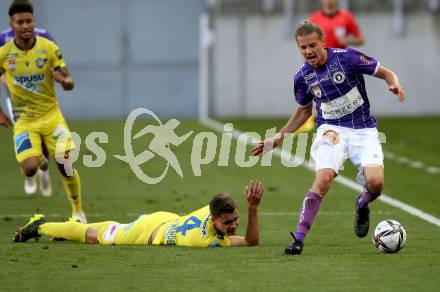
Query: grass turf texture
0 117 439 291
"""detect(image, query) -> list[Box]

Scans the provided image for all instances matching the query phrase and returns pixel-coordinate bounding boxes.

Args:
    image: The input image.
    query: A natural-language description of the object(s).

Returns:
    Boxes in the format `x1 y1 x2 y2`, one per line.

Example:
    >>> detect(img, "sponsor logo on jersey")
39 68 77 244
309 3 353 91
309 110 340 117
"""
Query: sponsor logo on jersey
14 74 45 90
37 49 47 54
201 214 211 237
164 219 179 245
320 74 330 82
320 87 364 119
328 62 339 71
332 71 346 84
36 58 48 69
5 53 18 59
304 72 316 81
360 54 372 65
311 85 322 98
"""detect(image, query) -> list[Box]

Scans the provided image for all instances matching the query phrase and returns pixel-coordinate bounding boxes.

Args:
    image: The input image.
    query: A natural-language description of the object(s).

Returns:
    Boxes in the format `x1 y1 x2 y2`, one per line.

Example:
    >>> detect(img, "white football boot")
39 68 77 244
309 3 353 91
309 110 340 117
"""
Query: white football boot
37 169 52 197
24 175 37 195
72 211 87 224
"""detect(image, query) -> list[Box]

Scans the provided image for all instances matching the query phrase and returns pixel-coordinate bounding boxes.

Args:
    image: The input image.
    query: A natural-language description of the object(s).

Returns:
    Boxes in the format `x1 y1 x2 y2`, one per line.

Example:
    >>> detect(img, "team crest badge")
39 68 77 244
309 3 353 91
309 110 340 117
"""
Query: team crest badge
311 85 322 98
36 58 48 69
333 71 346 84
8 60 16 72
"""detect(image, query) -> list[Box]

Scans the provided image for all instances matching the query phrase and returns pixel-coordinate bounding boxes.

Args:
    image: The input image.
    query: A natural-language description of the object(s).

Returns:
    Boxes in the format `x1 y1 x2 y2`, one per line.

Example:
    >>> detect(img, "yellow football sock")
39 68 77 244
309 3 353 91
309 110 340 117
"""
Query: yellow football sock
86 221 114 230
39 222 88 242
62 169 83 213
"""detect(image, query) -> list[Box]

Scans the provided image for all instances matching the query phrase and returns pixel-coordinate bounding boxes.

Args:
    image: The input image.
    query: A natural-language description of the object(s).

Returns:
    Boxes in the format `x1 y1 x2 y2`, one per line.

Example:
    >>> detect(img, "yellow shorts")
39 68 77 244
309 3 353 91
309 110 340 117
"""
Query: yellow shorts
13 108 75 163
97 212 179 245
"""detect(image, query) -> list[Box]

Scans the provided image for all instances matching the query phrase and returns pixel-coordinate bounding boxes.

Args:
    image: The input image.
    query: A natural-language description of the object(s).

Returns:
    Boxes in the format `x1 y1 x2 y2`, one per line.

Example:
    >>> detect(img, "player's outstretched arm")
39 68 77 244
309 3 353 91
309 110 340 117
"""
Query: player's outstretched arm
52 66 75 91
250 104 312 156
229 181 264 247
374 65 405 102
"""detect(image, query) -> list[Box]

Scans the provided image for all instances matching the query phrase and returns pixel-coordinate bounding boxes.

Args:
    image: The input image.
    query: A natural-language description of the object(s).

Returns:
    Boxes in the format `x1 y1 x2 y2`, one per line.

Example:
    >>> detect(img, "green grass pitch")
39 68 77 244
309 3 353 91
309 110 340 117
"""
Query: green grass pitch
0 117 439 291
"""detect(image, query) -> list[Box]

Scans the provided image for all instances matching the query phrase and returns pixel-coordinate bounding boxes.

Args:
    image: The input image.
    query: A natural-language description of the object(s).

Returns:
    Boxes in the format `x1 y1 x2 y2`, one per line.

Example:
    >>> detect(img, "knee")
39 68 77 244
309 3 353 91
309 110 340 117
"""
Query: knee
366 177 384 193
21 158 40 177
85 227 98 244
313 170 335 195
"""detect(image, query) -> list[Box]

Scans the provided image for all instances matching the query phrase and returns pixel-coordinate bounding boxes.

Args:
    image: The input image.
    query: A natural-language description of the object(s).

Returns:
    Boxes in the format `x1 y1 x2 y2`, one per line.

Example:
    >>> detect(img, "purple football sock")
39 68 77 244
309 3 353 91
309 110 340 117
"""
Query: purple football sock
294 190 323 244
357 185 381 208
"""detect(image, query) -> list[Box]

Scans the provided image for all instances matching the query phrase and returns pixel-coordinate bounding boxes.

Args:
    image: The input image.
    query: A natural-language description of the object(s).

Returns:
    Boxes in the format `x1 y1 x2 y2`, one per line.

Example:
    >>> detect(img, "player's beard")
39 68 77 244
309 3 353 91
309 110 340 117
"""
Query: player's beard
227 228 237 236
20 31 33 42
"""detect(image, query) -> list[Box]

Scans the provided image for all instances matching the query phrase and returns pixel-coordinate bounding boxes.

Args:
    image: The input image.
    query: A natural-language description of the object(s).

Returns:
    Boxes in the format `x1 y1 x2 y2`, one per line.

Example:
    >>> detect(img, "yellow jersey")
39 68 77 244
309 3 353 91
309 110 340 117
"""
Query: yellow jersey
0 36 66 120
153 206 231 247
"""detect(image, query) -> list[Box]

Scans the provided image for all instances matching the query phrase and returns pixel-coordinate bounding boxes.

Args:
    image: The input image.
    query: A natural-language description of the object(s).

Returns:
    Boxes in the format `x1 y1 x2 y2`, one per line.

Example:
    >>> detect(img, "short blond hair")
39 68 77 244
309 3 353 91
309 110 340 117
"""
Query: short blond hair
295 21 324 41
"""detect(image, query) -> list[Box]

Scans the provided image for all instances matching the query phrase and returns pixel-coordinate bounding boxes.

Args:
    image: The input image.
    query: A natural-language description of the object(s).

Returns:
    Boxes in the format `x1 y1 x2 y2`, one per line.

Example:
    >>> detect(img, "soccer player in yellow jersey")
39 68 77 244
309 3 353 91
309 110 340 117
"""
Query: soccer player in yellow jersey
0 1 86 223
1 0 54 197
14 181 264 248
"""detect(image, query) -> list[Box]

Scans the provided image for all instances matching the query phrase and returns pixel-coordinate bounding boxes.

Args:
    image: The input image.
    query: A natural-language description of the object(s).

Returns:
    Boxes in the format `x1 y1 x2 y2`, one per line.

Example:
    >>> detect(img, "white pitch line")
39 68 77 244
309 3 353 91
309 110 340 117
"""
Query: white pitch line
199 117 440 227
383 150 440 174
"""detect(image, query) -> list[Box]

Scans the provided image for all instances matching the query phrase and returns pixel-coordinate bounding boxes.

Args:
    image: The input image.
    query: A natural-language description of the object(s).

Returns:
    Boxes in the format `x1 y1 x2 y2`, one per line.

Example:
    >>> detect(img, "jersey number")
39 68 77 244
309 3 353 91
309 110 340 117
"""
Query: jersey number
176 216 201 236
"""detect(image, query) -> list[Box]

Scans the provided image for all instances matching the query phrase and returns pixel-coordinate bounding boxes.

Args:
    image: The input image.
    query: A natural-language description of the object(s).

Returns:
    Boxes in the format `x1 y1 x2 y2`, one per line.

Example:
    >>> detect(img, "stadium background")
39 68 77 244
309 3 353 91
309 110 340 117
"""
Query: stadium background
1 0 439 118
0 1 439 291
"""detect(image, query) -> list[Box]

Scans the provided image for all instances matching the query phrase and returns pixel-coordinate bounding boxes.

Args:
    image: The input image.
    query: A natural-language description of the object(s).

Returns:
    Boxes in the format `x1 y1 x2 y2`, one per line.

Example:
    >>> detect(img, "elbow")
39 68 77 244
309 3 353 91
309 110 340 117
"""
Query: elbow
247 238 259 246
63 82 74 91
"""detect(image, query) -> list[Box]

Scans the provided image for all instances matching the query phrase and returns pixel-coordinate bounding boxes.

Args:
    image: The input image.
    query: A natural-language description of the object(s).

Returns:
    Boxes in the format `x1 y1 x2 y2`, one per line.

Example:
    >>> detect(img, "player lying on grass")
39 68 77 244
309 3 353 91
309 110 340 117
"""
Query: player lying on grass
14 181 264 247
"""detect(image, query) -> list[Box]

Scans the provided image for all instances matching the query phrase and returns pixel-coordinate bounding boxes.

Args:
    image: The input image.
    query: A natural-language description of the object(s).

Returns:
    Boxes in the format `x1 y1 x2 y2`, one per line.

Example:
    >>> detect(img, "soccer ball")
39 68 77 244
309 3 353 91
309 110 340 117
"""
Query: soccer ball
372 220 407 253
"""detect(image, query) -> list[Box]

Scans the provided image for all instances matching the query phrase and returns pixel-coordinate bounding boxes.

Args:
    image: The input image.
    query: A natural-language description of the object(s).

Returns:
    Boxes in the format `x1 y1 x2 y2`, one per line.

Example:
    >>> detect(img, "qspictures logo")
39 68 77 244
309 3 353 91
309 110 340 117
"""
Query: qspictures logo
55 108 372 184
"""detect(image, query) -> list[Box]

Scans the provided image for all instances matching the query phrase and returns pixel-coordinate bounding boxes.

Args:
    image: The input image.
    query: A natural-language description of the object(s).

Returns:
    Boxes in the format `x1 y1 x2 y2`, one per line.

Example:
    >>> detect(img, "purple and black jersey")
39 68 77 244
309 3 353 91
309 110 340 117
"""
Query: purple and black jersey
0 27 54 47
294 48 380 129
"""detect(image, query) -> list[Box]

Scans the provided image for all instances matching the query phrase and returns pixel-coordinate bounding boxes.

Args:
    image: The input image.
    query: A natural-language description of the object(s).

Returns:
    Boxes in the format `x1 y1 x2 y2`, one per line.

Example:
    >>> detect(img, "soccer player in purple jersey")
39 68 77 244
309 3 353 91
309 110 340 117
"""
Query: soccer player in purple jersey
251 21 405 255
0 0 54 197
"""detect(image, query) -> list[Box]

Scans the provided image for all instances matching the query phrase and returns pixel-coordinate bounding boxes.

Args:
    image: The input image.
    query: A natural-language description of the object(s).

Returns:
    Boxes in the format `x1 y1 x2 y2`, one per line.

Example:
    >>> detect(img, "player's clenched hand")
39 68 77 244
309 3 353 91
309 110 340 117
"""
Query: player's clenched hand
51 67 67 83
0 112 12 128
245 180 264 207
389 85 405 102
51 67 73 90
250 137 281 156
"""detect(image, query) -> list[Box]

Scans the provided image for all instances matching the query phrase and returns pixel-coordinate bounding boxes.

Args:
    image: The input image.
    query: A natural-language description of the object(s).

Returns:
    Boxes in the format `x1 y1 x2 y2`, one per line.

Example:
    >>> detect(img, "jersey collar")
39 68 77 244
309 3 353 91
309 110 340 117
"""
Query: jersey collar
13 36 37 51
304 48 333 70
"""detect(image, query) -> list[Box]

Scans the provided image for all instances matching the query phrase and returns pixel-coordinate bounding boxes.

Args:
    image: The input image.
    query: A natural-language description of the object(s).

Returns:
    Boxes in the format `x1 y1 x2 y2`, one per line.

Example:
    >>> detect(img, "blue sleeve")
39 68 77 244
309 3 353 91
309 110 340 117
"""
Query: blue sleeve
347 48 379 76
0 33 6 47
41 31 55 43
35 28 56 43
294 73 313 107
